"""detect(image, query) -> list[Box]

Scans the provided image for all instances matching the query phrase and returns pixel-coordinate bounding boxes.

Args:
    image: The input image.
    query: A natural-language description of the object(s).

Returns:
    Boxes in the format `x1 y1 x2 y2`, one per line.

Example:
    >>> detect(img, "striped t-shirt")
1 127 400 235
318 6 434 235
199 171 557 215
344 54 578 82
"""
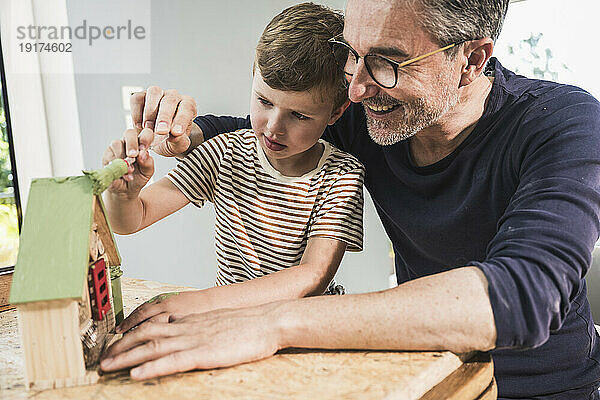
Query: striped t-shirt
167 129 364 286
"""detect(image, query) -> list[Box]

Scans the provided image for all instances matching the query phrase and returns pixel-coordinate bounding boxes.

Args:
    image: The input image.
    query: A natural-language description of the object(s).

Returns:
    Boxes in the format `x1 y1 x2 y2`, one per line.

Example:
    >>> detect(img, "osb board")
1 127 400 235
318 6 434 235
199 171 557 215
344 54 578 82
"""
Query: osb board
0 278 490 400
0 272 12 307
119 277 198 310
0 309 23 394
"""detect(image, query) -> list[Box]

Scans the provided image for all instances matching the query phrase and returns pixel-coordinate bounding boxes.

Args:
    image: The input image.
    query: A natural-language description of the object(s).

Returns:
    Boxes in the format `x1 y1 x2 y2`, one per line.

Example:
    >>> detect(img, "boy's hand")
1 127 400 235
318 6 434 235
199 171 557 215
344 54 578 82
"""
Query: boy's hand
102 128 155 196
130 87 197 157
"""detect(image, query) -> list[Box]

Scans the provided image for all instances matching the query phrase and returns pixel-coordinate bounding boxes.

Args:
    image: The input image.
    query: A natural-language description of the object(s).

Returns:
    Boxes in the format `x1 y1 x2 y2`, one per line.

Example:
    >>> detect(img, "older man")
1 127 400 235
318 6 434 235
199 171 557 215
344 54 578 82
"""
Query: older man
101 0 600 398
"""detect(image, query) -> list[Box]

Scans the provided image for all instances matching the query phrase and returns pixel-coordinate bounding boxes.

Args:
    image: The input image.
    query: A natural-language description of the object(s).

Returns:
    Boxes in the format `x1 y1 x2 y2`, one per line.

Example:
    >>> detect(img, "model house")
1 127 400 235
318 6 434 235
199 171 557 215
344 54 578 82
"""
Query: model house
9 172 124 389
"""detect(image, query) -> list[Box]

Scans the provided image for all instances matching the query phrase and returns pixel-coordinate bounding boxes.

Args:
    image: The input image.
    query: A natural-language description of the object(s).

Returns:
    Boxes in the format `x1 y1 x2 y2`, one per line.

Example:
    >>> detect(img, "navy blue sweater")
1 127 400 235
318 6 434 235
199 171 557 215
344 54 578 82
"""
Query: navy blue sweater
194 58 600 398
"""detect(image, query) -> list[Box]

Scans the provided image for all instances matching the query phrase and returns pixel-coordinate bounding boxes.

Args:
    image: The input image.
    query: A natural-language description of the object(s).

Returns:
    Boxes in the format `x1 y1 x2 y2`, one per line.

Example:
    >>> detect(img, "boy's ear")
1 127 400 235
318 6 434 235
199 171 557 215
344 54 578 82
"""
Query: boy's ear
328 99 350 125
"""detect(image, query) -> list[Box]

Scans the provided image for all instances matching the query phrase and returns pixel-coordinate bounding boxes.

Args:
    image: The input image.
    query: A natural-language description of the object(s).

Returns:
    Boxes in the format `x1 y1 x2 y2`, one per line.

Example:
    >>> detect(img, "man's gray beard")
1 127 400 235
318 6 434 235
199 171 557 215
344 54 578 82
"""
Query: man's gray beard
364 92 458 146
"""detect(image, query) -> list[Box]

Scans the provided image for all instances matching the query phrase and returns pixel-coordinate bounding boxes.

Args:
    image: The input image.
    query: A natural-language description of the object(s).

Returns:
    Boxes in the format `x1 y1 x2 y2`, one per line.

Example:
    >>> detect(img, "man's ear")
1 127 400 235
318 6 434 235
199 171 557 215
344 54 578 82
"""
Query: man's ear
328 99 351 125
459 39 494 87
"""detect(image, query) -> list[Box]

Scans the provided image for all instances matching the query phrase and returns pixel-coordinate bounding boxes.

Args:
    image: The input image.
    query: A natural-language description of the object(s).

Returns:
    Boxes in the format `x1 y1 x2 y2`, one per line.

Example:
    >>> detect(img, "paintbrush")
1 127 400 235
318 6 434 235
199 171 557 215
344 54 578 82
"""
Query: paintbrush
83 158 135 195
84 132 164 194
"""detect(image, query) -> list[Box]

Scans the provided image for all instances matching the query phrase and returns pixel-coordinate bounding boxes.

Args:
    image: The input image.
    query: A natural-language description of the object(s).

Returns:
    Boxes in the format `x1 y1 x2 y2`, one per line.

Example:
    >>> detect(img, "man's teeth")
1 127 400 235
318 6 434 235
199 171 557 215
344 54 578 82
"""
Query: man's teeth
366 104 396 112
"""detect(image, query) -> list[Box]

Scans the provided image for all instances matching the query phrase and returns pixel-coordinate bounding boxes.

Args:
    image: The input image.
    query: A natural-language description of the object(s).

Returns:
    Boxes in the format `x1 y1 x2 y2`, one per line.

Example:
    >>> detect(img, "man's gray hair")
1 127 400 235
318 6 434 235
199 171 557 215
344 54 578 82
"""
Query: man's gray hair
410 0 510 47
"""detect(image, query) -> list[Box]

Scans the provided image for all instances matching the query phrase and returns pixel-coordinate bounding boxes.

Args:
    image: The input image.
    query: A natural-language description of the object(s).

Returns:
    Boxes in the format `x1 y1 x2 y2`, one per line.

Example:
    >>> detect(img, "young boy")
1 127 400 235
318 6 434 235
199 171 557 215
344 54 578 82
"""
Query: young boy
103 3 364 329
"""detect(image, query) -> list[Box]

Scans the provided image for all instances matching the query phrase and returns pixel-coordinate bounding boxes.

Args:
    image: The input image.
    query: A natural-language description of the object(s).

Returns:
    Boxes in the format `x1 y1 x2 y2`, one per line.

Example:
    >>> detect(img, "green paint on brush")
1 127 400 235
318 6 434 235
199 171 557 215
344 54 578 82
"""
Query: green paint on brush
83 159 129 195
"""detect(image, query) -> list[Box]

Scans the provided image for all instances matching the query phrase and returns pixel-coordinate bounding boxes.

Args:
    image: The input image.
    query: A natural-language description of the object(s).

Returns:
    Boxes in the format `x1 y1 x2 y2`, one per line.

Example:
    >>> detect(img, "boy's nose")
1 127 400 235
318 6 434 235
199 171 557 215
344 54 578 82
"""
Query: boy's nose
266 113 285 136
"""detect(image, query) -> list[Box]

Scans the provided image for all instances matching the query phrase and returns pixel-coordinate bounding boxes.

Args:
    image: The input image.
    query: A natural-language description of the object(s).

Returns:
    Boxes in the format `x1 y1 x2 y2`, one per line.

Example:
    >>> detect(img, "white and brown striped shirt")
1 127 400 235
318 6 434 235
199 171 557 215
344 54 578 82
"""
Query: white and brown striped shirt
167 129 364 286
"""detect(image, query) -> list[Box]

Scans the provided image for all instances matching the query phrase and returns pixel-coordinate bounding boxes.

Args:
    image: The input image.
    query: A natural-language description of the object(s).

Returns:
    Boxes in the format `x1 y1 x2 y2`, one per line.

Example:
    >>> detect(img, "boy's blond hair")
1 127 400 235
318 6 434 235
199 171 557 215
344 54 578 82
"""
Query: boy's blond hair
255 2 348 109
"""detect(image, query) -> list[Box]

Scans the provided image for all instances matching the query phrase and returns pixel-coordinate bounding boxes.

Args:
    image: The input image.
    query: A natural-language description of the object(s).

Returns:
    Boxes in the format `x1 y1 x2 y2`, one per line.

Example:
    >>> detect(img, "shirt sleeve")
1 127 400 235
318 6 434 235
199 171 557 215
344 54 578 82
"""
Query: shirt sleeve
193 115 251 141
308 164 365 252
472 87 600 350
167 133 229 208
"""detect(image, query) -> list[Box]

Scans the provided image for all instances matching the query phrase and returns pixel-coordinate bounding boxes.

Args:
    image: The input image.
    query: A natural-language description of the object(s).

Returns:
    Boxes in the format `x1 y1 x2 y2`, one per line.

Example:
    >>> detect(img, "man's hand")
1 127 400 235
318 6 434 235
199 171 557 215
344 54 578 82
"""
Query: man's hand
130 87 198 157
101 128 155 197
100 304 282 380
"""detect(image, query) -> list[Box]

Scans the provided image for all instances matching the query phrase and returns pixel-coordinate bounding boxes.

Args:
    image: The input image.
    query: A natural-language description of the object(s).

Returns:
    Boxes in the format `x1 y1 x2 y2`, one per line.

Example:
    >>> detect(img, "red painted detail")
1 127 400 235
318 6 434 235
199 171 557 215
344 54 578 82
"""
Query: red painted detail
91 258 111 320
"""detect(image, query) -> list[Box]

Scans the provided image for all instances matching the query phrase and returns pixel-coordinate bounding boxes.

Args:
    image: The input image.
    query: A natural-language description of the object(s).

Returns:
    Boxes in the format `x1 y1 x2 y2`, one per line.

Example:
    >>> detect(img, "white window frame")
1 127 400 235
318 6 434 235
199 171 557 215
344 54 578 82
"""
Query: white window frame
0 0 83 209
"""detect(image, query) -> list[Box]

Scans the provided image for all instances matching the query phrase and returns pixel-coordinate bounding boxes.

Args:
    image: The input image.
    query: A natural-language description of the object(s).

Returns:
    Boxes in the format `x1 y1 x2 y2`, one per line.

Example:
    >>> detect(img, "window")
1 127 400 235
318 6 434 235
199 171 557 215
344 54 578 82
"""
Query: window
495 0 600 99
0 39 21 270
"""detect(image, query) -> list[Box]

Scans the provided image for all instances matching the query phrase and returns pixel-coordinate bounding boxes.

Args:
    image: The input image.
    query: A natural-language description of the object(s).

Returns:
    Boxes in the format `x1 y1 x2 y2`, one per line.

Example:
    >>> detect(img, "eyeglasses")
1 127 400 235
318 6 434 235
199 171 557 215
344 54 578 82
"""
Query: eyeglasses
328 37 457 89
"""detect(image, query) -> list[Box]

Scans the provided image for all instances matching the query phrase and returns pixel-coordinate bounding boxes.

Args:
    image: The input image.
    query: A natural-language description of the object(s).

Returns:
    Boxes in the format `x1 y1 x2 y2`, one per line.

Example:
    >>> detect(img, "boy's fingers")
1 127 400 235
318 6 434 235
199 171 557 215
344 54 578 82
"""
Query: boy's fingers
170 96 197 137
102 139 127 166
123 128 140 158
142 86 164 130
130 92 146 130
136 149 155 180
155 89 182 134
102 144 120 166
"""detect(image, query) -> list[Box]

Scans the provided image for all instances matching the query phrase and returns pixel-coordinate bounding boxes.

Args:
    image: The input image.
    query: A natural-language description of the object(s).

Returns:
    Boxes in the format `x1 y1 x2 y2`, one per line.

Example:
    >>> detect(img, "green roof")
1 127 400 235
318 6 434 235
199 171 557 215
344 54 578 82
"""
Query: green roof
10 176 103 304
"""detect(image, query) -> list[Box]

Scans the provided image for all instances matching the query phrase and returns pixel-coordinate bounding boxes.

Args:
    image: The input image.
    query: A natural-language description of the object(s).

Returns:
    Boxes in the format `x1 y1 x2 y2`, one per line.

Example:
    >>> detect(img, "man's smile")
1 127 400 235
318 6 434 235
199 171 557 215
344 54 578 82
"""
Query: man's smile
364 103 402 115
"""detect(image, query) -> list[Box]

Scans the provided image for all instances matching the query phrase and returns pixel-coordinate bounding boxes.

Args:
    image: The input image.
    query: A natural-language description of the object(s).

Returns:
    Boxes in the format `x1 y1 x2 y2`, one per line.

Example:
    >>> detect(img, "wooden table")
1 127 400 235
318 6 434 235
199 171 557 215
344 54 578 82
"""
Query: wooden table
0 277 496 399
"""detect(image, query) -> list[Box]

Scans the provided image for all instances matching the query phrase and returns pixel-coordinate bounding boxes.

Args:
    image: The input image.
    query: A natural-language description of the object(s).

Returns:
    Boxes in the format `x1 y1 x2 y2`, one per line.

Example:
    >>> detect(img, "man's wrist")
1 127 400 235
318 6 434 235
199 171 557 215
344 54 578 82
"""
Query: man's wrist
181 121 204 157
265 300 304 351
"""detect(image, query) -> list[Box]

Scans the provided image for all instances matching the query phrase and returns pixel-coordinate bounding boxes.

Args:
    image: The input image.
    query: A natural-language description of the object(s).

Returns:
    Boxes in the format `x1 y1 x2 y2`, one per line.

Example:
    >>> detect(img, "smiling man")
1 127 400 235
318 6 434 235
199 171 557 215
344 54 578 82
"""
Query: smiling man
101 1 600 398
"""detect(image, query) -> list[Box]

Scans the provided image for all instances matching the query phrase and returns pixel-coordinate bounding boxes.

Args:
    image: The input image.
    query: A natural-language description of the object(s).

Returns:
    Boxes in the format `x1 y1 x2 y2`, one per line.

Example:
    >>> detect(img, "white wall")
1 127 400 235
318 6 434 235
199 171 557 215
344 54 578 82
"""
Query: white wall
67 0 392 293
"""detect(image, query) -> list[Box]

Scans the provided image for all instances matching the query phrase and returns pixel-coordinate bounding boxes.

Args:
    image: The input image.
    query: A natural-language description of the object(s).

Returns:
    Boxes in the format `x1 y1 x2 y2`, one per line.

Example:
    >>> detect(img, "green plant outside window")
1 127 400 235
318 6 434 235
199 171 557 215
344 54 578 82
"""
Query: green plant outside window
0 80 19 268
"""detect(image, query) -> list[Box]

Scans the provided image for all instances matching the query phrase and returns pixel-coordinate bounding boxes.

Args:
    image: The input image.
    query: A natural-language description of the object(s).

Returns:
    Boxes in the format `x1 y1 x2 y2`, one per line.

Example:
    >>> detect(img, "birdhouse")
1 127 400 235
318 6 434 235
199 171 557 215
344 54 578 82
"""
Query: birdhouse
9 160 128 390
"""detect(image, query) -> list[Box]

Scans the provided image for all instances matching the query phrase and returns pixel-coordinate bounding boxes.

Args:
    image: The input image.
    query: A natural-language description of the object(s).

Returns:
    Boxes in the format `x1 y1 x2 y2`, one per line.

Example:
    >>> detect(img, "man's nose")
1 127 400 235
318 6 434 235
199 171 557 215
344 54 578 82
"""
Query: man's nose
348 61 380 103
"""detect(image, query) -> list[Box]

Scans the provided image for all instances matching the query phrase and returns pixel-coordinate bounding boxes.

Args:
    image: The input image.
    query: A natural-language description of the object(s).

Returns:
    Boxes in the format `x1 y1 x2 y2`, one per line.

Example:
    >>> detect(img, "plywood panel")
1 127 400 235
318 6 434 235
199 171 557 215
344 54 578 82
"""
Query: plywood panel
420 352 493 400
17 299 86 388
476 379 498 400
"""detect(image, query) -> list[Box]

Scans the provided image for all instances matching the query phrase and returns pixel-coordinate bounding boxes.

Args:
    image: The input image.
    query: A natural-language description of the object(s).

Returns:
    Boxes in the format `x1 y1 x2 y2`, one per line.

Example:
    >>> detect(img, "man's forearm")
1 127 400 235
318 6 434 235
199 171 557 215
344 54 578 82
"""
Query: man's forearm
99 267 496 379
272 266 497 354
